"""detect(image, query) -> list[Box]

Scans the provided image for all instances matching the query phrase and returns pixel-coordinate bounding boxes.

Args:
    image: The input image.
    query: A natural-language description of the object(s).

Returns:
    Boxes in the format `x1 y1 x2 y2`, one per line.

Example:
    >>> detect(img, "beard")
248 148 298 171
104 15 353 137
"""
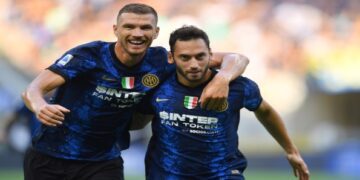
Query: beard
176 64 210 84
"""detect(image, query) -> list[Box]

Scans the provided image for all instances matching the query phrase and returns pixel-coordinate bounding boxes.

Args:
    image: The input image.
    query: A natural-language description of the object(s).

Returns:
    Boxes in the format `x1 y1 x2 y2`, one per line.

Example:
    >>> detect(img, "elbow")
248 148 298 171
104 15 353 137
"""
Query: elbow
239 54 250 66
21 90 28 102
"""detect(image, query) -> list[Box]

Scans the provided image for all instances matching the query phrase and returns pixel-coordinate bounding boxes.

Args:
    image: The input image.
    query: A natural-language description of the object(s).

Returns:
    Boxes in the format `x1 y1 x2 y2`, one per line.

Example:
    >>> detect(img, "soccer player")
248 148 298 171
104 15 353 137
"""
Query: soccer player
134 26 310 180
21 3 249 180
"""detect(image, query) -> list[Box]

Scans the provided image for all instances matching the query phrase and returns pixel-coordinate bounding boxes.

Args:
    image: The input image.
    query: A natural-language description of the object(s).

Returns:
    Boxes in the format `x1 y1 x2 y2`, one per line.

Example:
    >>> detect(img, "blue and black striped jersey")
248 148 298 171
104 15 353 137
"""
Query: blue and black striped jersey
144 71 262 179
32 41 173 161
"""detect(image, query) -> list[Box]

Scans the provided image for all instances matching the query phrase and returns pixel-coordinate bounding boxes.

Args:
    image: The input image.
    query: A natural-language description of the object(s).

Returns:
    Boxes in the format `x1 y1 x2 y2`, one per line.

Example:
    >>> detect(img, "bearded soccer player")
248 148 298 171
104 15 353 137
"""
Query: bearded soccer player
133 26 310 180
21 3 249 180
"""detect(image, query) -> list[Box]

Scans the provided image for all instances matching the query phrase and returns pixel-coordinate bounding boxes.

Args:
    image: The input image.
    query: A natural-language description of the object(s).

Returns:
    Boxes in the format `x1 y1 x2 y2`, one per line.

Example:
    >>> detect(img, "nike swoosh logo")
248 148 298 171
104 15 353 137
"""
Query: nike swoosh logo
156 98 169 102
102 75 117 82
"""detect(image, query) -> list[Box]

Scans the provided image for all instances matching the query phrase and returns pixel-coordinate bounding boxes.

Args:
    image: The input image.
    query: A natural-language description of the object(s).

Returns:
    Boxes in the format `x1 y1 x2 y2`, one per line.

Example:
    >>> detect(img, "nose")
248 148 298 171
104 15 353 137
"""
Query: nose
189 58 199 70
132 28 144 37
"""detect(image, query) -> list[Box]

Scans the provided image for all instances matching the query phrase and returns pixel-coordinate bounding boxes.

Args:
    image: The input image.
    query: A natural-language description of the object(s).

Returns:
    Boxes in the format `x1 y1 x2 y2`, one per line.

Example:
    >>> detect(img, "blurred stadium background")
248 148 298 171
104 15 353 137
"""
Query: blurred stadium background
0 0 359 179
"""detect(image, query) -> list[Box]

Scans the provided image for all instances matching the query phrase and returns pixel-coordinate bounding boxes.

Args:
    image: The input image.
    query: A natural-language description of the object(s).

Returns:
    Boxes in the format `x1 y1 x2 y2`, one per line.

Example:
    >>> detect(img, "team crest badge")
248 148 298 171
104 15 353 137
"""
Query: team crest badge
216 101 228 112
142 74 159 88
121 77 134 89
184 96 198 109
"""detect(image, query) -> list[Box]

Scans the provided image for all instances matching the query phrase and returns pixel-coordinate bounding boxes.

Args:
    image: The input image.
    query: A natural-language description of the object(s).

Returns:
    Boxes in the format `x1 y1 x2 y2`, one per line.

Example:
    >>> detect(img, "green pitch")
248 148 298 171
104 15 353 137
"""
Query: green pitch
0 169 357 180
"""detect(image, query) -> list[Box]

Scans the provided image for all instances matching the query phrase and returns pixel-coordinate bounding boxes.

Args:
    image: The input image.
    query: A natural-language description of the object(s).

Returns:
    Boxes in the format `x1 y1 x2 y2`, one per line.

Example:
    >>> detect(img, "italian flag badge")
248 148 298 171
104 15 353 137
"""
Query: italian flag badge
184 96 198 109
121 77 134 89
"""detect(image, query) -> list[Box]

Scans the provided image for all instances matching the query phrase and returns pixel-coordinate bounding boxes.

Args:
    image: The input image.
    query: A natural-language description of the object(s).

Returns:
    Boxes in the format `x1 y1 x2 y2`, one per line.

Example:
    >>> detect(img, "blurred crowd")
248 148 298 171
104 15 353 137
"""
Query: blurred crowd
1 0 359 115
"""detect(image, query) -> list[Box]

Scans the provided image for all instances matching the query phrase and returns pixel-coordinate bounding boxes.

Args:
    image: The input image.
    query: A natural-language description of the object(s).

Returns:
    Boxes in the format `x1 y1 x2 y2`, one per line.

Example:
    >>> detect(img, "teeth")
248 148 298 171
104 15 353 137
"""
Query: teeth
129 40 144 45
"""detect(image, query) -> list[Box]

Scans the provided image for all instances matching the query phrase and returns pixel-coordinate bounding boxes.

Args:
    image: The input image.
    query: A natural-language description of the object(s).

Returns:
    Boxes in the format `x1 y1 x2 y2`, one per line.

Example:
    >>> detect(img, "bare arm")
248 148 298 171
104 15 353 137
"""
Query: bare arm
130 112 153 130
254 100 310 180
200 53 249 110
22 70 70 127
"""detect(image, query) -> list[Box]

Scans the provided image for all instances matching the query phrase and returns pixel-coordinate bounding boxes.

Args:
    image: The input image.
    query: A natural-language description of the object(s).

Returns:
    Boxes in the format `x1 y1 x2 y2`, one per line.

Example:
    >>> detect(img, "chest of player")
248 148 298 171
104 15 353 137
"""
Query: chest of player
151 86 240 134
86 69 162 109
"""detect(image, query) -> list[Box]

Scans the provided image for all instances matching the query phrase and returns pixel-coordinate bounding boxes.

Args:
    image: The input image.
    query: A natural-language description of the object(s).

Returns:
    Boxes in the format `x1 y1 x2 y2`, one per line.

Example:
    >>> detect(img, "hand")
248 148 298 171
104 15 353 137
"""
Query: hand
286 152 310 180
35 104 70 127
200 72 230 110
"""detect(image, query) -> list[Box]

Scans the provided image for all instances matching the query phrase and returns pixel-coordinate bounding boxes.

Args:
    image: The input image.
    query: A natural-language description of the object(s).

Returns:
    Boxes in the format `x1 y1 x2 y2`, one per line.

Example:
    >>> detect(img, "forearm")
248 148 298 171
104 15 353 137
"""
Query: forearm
255 103 298 154
255 101 309 179
213 53 249 82
22 86 48 113
22 70 65 113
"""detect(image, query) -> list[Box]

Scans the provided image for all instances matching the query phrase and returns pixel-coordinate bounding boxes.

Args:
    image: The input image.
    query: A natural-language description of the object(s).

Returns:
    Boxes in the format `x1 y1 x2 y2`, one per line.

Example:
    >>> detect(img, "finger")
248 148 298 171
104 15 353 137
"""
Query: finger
38 113 63 125
300 165 310 180
41 108 65 121
45 107 65 120
213 98 226 111
200 96 209 109
293 167 298 177
205 98 217 110
37 115 57 127
299 170 309 180
55 105 70 113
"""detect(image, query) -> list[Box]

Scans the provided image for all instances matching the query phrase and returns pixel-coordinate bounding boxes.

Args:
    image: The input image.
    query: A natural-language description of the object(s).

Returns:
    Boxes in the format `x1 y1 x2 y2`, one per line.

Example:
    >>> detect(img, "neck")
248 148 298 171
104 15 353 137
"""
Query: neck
114 42 145 67
178 70 213 88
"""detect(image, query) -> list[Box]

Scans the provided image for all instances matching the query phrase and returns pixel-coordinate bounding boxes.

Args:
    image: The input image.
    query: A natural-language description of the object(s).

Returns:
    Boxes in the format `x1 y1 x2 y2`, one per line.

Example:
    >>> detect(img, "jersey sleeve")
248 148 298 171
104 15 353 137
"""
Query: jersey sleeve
243 78 263 111
47 48 96 81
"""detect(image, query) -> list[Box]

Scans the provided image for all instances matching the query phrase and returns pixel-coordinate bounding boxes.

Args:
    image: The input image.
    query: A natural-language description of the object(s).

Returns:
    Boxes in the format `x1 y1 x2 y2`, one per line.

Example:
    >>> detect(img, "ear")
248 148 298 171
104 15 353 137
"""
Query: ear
167 51 174 64
113 24 118 37
153 27 160 39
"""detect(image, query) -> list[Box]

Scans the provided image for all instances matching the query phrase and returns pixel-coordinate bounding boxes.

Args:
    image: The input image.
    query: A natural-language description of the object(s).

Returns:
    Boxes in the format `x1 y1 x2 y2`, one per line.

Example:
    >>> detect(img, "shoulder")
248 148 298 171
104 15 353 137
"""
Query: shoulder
145 46 168 64
230 76 260 92
66 41 109 59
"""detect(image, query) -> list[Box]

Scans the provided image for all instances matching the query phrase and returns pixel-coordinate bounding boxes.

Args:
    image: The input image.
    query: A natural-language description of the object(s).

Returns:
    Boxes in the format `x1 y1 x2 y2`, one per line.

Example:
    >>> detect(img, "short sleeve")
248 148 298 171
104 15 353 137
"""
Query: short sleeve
47 50 96 81
243 78 263 111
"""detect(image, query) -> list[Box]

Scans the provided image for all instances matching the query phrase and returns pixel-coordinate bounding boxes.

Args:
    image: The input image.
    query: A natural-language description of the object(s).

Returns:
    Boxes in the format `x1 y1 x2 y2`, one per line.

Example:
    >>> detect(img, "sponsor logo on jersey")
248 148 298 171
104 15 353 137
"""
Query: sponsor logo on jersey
184 96 198 109
159 111 219 133
142 74 159 88
57 54 73 66
159 111 218 124
215 101 228 112
101 75 117 82
92 85 144 108
156 97 169 102
121 77 134 89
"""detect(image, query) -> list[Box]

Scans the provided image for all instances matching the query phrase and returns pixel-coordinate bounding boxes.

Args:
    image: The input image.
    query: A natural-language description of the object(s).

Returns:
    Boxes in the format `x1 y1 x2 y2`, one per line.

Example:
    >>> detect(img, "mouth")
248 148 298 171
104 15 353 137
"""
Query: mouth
187 71 202 77
128 39 146 46
188 70 201 74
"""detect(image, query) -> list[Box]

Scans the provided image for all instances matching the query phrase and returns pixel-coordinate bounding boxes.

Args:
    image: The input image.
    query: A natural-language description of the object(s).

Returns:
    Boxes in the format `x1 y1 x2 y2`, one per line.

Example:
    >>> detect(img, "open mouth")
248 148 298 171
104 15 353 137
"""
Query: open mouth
128 39 146 46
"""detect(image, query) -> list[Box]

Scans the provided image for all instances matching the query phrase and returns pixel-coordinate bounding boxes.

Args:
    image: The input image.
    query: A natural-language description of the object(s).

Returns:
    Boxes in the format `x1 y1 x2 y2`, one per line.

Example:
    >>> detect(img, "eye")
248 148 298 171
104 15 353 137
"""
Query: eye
141 25 153 31
179 55 190 61
122 24 134 29
196 53 206 60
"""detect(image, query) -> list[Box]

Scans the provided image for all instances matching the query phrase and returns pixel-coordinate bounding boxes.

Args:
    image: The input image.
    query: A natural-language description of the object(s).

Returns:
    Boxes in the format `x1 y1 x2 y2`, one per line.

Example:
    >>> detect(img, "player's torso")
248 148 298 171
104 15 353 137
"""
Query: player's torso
35 42 171 160
146 74 246 176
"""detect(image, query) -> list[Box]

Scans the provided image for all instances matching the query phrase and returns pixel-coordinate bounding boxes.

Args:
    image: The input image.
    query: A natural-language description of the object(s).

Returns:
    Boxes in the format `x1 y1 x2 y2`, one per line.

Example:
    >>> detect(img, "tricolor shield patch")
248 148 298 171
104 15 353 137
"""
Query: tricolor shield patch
184 96 198 109
57 54 73 67
121 77 134 89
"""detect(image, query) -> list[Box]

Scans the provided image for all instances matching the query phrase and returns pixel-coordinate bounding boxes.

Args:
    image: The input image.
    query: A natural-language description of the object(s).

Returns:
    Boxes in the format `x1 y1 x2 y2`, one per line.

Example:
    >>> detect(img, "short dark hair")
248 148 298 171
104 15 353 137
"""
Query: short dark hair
117 3 158 24
169 25 211 54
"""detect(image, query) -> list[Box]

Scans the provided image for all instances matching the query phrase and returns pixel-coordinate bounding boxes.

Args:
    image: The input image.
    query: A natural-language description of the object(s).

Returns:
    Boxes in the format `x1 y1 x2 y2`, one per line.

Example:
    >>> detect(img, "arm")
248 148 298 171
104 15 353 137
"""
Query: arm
22 70 70 127
200 53 249 110
129 112 154 130
254 100 310 180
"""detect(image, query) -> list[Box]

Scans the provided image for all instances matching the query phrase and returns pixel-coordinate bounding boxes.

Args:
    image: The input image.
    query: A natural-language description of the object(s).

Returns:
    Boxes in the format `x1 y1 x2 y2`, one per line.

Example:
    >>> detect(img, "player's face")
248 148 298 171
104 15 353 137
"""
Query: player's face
113 13 159 56
170 39 212 87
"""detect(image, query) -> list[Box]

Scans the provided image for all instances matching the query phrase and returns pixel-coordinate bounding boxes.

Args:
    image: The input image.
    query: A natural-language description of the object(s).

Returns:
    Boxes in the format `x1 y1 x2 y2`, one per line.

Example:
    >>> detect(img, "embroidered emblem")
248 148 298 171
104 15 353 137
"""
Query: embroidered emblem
142 74 159 88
